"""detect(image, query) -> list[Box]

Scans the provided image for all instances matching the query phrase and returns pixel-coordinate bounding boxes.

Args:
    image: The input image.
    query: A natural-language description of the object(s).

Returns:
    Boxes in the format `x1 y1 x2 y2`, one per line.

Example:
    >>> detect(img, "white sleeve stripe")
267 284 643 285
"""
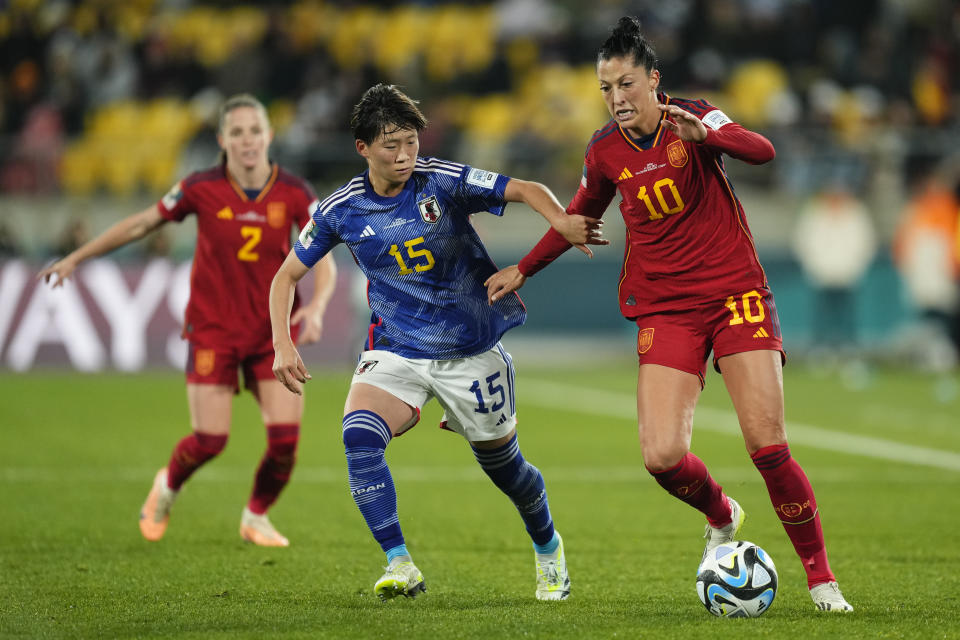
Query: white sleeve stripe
417 167 462 178
318 177 364 210
416 157 465 171
318 187 364 214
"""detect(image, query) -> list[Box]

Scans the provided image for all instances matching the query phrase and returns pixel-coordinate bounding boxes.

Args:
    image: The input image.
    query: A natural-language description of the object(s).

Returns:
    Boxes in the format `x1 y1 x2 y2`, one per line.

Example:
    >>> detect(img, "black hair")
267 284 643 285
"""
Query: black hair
350 84 428 144
597 16 658 72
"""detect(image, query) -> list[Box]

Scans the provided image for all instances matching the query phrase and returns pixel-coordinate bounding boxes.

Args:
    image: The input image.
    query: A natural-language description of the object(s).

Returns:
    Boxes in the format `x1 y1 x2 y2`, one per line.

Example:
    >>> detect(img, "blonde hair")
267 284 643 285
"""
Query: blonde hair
217 94 271 164
217 93 271 134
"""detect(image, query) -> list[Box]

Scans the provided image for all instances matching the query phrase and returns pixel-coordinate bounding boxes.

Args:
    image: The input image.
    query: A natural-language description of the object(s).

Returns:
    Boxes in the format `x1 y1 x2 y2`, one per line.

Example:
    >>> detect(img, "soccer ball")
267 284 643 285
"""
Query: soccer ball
696 541 777 618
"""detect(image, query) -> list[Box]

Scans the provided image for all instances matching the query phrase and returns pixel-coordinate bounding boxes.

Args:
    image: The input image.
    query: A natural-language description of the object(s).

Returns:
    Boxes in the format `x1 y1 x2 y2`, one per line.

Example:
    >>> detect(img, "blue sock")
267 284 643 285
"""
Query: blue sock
386 544 410 563
533 532 559 556
343 410 404 554
472 433 555 546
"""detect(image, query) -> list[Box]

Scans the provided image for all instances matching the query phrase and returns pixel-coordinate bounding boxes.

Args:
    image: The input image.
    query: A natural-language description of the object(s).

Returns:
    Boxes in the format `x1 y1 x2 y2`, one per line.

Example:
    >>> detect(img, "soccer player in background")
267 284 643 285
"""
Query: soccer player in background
270 84 607 601
485 17 854 612
40 94 337 547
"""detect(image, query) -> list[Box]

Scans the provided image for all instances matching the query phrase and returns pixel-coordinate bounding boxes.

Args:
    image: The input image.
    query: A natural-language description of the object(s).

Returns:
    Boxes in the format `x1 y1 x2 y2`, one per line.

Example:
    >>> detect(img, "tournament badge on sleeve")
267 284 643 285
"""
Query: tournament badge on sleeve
418 196 443 224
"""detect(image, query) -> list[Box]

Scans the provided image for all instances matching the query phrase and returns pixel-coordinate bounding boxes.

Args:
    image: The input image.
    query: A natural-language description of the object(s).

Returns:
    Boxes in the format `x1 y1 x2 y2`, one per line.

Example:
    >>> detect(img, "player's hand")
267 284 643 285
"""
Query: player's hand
37 257 78 288
291 306 324 345
557 215 608 257
485 265 527 304
658 104 707 143
272 342 312 395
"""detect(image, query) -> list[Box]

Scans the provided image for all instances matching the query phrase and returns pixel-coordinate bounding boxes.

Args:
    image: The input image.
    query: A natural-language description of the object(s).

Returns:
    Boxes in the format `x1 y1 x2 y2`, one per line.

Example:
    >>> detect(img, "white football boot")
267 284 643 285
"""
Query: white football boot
702 497 745 562
535 532 571 601
810 581 854 612
374 557 426 600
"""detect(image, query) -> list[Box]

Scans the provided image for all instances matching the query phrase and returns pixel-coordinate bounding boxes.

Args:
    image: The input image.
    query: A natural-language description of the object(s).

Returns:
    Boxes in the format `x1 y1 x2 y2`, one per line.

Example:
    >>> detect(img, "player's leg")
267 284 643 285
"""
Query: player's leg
719 349 852 612
139 382 232 541
637 363 741 554
344 352 430 600
240 373 305 547
435 345 568 600
635 312 738 544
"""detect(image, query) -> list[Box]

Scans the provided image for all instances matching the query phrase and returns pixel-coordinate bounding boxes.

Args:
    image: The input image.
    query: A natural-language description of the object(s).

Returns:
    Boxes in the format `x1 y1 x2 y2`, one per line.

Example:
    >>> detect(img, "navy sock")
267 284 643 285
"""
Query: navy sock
472 433 555 546
343 410 403 553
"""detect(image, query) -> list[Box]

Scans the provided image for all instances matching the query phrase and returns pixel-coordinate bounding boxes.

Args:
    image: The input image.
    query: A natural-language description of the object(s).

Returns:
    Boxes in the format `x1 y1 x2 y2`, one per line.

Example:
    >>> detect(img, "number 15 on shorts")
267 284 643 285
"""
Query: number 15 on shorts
470 372 505 414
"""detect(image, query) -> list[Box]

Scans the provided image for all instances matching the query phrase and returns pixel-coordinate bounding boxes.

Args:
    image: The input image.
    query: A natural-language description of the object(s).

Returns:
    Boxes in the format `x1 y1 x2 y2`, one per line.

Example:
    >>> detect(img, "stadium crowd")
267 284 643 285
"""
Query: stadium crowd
1 0 958 363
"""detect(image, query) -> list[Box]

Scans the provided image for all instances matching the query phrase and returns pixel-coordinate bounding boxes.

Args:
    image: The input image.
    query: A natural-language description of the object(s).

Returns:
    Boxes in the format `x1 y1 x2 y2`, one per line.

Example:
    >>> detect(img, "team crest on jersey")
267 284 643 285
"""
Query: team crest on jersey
355 360 379 374
194 349 216 376
418 196 442 224
637 328 655 354
267 202 286 228
667 140 688 168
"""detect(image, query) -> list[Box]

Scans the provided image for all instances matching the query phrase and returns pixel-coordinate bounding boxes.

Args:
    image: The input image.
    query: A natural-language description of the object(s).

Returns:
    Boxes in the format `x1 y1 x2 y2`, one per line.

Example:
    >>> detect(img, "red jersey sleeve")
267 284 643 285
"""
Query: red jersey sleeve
677 101 774 165
156 178 194 222
701 123 775 164
518 145 616 277
289 174 319 230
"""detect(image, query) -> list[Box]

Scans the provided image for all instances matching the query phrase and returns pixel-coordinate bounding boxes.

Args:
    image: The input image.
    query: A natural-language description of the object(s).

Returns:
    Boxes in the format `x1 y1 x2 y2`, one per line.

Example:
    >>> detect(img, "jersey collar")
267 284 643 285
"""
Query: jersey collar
362 170 416 205
225 162 279 203
617 93 670 152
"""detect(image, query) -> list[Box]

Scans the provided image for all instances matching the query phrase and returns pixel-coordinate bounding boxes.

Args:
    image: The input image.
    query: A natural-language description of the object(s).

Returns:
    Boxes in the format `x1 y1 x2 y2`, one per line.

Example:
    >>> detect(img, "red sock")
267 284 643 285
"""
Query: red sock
751 444 835 587
166 432 228 490
647 453 732 527
248 423 300 515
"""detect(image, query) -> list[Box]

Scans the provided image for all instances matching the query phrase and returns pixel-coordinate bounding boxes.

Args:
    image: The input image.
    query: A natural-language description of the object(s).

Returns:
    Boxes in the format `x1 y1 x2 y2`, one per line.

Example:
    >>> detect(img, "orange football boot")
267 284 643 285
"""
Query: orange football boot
139 468 176 541
240 507 290 547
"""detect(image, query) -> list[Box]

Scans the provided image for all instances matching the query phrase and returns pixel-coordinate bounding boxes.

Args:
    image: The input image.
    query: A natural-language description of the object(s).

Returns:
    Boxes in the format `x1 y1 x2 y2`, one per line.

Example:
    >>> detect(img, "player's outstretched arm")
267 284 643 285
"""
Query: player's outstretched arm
270 251 313 395
291 253 337 345
485 264 526 305
38 205 167 287
503 178 609 257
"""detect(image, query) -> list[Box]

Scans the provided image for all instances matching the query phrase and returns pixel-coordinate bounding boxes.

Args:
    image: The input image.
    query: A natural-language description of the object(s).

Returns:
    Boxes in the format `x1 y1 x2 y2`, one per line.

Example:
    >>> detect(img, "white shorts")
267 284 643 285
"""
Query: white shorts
350 344 517 442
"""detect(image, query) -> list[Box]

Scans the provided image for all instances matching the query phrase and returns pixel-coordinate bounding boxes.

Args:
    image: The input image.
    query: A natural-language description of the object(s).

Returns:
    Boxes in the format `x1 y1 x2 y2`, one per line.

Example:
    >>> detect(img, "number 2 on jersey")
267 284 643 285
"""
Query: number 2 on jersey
389 236 435 275
238 225 261 262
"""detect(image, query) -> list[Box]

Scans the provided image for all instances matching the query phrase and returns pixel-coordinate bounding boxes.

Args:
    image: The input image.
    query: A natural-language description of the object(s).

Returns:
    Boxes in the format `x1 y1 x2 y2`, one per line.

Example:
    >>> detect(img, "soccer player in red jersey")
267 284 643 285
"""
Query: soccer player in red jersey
485 17 853 612
39 94 337 547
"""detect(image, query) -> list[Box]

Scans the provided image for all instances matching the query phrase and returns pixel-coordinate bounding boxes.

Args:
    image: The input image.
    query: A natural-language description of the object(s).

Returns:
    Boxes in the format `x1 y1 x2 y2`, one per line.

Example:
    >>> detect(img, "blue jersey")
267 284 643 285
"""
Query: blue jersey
295 156 526 360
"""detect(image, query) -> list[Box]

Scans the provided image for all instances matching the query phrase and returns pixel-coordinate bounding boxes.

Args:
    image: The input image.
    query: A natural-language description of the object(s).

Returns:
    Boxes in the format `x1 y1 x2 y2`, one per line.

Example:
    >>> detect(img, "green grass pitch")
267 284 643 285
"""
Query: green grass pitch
2 361 959 639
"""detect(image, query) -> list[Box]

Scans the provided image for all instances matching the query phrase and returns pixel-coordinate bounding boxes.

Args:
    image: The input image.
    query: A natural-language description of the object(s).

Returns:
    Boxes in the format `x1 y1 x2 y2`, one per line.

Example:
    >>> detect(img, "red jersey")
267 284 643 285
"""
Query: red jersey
519 93 776 317
158 162 318 346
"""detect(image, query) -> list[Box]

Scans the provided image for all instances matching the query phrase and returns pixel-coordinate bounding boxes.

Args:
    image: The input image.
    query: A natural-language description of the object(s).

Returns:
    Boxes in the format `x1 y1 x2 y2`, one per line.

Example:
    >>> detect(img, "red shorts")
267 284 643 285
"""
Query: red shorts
185 341 274 392
634 287 786 386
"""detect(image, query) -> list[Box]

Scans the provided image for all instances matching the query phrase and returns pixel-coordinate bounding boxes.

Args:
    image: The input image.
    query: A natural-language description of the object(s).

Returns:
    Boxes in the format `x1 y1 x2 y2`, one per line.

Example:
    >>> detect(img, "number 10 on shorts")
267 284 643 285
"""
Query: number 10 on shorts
470 372 505 414
724 289 766 325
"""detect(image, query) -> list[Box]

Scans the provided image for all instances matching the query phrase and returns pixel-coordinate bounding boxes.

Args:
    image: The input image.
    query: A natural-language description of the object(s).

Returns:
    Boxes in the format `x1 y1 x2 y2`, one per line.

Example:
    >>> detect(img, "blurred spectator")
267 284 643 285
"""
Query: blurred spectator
792 182 877 351
893 167 960 370
0 103 65 192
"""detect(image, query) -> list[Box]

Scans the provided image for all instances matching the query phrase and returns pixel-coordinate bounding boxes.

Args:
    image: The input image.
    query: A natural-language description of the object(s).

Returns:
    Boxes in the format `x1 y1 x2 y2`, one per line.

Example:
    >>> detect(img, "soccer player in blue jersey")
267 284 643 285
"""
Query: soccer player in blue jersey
269 84 606 602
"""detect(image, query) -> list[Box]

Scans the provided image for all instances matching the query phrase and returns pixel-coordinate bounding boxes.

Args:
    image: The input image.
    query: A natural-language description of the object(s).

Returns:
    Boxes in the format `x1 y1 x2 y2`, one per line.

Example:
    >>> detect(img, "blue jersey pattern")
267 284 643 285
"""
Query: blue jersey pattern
295 156 526 359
